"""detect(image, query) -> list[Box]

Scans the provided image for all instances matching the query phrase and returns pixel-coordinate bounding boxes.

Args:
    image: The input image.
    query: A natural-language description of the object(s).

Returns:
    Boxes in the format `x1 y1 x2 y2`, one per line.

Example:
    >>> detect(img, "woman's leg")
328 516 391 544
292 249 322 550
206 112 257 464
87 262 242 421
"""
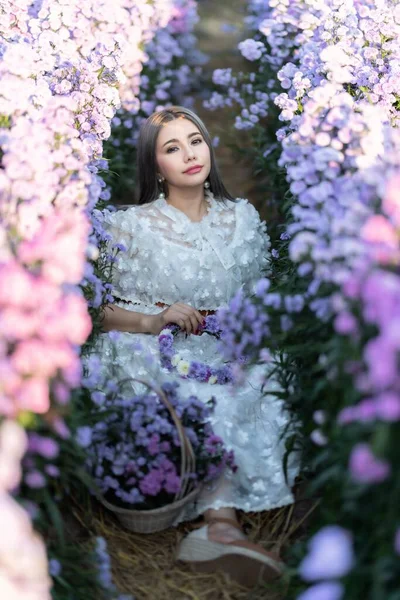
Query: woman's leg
203 507 246 543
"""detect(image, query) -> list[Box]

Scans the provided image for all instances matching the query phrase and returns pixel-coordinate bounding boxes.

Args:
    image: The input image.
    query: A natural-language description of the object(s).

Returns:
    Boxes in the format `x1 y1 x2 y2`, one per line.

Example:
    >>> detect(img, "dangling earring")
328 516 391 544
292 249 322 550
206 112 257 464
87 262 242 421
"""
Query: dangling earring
158 176 165 199
204 180 210 190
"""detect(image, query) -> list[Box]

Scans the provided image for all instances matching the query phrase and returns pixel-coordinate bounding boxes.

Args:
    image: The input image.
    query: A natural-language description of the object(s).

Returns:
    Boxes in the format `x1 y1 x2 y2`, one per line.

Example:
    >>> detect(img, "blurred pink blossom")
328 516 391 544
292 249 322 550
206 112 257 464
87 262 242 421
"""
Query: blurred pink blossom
383 174 400 227
0 421 51 599
349 443 391 484
361 215 399 264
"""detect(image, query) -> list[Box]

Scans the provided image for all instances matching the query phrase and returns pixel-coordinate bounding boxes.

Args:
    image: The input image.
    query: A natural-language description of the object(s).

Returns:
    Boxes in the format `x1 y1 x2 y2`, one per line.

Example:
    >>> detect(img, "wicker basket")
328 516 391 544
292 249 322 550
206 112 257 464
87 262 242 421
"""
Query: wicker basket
97 377 201 534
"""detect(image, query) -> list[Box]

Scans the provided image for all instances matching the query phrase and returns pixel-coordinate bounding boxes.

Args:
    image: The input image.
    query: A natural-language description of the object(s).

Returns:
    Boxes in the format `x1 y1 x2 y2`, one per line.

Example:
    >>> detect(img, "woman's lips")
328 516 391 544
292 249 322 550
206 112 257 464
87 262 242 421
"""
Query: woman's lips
184 165 203 175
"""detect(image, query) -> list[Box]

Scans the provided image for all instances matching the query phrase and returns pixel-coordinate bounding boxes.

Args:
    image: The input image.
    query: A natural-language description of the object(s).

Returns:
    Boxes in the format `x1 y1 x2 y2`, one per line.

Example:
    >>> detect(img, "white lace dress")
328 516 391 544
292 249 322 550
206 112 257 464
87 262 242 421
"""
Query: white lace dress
91 190 298 522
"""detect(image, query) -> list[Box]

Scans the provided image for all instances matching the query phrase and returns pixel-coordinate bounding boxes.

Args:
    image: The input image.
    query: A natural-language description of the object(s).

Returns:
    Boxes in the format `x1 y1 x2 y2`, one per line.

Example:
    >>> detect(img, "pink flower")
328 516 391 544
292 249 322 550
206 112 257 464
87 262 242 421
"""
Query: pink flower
375 392 400 422
357 398 378 422
0 421 51 598
15 378 50 415
334 312 358 335
349 443 391 484
364 337 397 389
39 295 91 345
17 211 90 285
0 309 40 341
361 215 398 249
12 340 75 377
0 262 34 308
383 174 400 227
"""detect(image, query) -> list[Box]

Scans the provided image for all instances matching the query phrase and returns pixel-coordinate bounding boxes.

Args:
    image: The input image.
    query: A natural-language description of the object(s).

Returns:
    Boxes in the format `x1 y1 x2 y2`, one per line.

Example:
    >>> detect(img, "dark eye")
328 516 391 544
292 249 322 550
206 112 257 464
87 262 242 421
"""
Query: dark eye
166 146 178 154
192 138 202 145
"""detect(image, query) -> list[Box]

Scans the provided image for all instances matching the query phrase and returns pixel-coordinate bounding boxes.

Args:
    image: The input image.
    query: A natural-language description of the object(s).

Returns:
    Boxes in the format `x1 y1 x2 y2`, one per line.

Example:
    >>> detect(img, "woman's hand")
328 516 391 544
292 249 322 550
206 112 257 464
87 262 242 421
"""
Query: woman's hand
146 303 204 336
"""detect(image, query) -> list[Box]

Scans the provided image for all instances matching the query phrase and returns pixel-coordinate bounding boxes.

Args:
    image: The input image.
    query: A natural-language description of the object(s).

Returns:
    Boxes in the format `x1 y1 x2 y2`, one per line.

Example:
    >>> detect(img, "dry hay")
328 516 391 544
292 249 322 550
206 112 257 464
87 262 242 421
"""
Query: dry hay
71 488 317 600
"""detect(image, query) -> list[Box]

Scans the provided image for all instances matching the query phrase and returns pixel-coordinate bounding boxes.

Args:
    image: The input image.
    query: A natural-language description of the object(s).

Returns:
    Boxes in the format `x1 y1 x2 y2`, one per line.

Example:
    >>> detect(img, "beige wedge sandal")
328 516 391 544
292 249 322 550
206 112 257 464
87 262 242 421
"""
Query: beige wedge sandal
176 517 284 588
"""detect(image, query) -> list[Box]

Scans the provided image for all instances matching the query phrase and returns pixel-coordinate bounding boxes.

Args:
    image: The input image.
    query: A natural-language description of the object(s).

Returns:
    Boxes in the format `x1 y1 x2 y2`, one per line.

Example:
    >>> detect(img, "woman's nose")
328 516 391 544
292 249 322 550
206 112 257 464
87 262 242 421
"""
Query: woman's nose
184 146 196 160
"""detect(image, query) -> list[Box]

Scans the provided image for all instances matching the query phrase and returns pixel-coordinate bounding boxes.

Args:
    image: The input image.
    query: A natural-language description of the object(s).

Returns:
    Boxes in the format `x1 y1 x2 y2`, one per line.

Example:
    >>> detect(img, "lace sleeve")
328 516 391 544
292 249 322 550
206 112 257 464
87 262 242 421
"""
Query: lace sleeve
102 207 141 301
234 199 272 295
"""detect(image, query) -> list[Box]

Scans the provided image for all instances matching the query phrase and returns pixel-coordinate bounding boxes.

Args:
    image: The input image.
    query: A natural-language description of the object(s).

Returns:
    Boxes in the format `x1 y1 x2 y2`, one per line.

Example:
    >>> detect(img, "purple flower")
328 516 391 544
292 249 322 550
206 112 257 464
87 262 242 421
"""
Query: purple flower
394 528 400 555
375 392 400 421
310 429 328 446
203 314 221 334
285 294 305 313
25 470 46 489
139 469 163 496
206 462 224 481
164 471 181 495
108 331 121 342
147 434 160 456
254 278 271 298
92 391 106 406
76 426 93 448
52 417 71 440
349 443 391 484
297 582 344 600
49 559 62 577
159 336 174 355
45 464 60 478
188 361 210 381
213 68 232 86
86 380 235 508
29 434 60 459
215 365 234 384
238 39 265 61
299 526 354 581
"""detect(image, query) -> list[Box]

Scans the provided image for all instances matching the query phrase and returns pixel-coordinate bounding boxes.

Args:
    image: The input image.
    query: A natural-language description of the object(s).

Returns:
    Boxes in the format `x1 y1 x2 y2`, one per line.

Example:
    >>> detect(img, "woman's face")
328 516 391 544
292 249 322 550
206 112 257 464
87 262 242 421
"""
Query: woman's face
155 117 211 190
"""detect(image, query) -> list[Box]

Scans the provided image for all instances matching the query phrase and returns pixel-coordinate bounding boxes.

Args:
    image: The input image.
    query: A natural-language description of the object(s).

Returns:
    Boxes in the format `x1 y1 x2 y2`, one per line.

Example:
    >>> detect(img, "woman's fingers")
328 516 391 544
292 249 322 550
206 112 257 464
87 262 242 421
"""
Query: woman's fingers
176 317 189 333
175 303 204 328
168 310 193 334
168 303 204 334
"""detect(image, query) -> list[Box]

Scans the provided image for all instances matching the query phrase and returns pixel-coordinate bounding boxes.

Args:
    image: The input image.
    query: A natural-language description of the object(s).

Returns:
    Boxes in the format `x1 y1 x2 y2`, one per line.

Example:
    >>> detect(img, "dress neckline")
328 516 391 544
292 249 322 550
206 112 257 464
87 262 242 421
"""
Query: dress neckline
154 190 216 225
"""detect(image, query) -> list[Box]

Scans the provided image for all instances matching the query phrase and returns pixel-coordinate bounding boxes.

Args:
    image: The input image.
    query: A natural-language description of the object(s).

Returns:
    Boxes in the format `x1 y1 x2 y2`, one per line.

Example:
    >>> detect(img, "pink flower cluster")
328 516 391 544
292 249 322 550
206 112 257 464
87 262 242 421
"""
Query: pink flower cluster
0 420 51 599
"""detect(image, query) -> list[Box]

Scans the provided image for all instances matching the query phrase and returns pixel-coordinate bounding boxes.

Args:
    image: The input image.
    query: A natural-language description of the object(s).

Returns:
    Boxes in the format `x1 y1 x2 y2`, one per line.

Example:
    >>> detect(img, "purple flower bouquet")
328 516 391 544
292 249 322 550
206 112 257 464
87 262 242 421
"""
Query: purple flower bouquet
85 380 236 513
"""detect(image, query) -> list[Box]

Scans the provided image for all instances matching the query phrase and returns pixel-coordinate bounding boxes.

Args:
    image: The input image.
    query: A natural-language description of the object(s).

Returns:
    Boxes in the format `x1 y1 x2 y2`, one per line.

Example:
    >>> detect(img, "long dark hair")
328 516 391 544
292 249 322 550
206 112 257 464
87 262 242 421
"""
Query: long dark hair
137 106 234 205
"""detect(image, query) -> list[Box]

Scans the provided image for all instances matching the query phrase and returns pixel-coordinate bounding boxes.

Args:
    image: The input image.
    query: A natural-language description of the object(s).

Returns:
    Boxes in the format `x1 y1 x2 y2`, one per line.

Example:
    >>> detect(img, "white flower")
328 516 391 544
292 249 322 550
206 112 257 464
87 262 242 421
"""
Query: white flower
177 360 190 375
171 354 182 367
160 329 173 337
310 429 328 446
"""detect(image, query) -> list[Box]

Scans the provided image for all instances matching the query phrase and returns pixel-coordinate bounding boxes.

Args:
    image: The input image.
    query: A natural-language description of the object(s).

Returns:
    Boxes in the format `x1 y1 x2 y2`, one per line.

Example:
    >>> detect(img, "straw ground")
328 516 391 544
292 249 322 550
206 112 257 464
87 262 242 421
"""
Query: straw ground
69 487 317 600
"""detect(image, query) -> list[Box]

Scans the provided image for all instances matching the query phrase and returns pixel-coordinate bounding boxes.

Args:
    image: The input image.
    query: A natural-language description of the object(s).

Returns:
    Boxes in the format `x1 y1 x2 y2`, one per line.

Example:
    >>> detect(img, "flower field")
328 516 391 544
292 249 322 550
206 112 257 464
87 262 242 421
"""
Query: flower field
207 0 400 598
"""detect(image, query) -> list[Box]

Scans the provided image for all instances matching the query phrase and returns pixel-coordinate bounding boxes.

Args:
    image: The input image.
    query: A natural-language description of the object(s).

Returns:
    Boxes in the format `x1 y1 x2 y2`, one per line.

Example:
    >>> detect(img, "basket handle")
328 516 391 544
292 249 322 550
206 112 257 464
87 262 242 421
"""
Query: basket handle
118 377 197 502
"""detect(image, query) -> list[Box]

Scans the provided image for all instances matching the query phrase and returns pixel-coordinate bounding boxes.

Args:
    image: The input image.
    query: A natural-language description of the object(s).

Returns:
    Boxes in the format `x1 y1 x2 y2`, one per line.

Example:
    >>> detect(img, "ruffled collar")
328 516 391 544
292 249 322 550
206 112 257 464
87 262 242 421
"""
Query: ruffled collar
152 191 236 270
153 190 227 226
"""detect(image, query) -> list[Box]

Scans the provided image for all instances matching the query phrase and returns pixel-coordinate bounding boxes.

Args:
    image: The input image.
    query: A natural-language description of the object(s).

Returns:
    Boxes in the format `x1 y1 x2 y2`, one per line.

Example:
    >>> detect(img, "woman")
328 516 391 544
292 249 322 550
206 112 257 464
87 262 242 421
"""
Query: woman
96 106 297 587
